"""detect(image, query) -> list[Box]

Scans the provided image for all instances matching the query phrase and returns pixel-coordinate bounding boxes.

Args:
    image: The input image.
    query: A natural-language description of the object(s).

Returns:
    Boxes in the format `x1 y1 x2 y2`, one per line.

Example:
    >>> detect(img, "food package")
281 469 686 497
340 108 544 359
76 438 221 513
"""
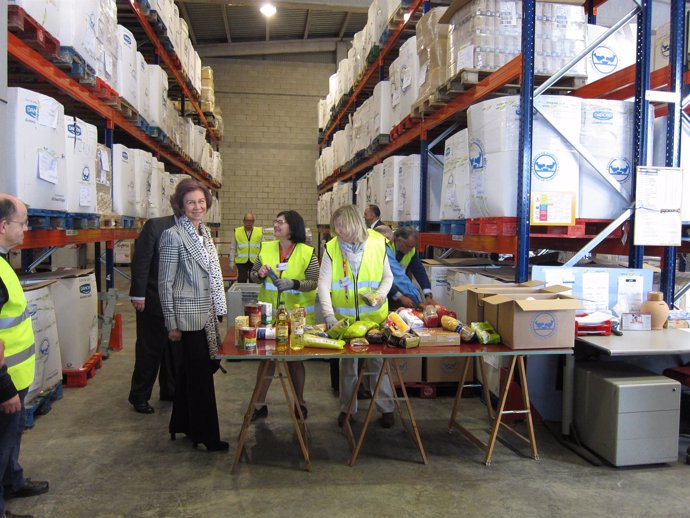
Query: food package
387 312 410 333
303 334 346 350
460 324 475 343
397 308 424 330
360 288 385 307
327 318 351 339
384 327 421 349
470 321 501 345
441 315 463 332
423 305 440 327
342 320 379 339
366 328 385 343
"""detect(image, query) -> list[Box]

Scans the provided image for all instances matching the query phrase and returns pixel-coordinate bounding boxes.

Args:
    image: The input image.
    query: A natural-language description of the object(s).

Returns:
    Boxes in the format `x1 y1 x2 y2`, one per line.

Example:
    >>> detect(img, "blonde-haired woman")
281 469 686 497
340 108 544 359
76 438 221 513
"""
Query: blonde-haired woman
317 205 396 429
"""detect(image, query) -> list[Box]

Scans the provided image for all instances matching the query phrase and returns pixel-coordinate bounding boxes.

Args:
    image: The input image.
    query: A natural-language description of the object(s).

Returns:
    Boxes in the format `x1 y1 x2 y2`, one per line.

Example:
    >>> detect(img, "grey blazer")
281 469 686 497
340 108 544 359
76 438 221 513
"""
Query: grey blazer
158 223 217 332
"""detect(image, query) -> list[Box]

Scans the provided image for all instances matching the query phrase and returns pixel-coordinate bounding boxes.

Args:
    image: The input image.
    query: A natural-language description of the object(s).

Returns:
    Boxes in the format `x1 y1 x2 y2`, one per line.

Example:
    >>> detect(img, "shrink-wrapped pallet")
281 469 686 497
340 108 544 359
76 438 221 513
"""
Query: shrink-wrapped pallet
64 116 98 214
95 144 113 215
416 7 449 104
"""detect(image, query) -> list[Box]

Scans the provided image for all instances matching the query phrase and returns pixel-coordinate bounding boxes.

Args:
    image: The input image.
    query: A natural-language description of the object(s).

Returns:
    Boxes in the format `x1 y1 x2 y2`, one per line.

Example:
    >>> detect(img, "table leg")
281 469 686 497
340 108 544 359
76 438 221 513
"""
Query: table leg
349 358 386 467
517 356 539 460
484 355 518 465
384 360 408 435
448 355 474 432
391 359 428 465
478 357 495 421
275 361 311 471
232 359 272 473
341 360 367 451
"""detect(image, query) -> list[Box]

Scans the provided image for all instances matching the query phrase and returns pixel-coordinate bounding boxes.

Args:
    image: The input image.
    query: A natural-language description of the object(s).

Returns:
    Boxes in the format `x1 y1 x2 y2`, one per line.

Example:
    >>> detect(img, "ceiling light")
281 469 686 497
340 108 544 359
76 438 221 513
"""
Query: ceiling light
260 3 276 17
403 12 411 22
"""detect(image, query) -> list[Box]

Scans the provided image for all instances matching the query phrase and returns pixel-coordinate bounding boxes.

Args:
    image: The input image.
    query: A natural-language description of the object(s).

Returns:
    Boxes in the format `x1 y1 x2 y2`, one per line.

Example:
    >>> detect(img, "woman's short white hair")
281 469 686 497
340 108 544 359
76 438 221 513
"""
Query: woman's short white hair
330 204 368 244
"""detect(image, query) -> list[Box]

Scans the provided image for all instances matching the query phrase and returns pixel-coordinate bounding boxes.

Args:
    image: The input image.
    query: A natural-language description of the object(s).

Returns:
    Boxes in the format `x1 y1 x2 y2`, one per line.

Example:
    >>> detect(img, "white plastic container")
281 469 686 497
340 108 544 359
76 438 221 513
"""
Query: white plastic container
136 52 150 122
380 155 404 223
3 87 67 211
112 144 137 217
131 149 153 218
9 0 60 38
147 64 169 129
115 25 138 108
440 129 471 220
64 116 98 214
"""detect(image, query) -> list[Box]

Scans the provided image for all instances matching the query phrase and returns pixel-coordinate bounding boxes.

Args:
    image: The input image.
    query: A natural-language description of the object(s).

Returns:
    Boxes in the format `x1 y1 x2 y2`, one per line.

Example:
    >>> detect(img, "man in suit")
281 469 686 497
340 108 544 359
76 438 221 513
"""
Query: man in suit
0 193 49 518
128 215 179 414
364 205 384 229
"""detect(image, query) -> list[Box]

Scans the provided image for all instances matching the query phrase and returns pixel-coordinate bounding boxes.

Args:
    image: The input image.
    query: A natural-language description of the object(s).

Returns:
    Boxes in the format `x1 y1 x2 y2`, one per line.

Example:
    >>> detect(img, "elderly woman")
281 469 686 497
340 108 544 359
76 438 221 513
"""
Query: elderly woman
159 179 228 452
317 205 396 429
250 210 319 421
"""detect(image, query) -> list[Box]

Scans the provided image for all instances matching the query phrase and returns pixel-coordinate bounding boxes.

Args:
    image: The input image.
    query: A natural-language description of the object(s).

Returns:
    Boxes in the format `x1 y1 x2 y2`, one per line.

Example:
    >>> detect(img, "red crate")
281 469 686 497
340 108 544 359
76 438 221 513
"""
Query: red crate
62 352 103 388
466 217 517 236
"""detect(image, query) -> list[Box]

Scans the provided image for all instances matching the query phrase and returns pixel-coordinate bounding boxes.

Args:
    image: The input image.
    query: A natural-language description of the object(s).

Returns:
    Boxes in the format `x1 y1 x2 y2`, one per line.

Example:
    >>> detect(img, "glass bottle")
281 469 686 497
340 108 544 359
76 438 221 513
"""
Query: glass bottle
290 304 306 351
275 302 289 351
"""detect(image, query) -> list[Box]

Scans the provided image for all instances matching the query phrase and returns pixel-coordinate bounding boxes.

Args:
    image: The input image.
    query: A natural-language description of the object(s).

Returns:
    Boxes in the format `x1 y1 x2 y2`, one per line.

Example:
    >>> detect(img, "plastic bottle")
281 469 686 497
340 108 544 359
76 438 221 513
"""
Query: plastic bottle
290 304 306 351
275 303 289 351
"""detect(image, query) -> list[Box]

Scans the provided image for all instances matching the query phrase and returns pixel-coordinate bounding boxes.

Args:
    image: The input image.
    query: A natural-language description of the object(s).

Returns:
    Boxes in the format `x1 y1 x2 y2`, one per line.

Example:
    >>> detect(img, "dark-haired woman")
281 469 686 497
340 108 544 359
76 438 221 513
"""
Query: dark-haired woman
249 210 319 421
158 179 228 451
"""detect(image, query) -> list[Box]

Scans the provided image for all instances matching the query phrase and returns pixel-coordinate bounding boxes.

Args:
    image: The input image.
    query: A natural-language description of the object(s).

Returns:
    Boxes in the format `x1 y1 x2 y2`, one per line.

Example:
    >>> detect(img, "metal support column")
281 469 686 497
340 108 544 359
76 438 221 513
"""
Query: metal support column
106 240 115 290
105 119 114 150
423 1 430 13
660 0 686 305
629 0 653 269
181 94 185 116
515 0 536 283
587 0 597 24
420 128 429 231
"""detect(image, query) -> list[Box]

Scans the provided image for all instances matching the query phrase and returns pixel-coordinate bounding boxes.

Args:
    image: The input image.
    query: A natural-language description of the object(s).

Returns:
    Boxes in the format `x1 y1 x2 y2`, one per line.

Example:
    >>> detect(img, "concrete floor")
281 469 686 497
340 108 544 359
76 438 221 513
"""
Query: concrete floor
10 273 690 518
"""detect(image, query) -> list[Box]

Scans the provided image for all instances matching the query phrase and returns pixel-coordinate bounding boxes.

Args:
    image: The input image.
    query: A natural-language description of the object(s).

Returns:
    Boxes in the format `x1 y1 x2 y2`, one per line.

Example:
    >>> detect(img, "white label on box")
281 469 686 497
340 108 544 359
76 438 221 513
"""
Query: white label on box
37 99 59 128
617 275 644 313
500 2 518 26
79 186 92 207
401 65 412 91
582 271 610 313
38 149 59 184
458 45 474 71
530 191 575 225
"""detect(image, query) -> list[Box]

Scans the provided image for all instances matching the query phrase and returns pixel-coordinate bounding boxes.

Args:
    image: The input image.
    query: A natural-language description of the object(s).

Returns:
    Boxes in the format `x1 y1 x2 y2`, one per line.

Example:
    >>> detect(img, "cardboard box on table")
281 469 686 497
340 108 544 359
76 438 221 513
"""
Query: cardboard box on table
422 257 493 308
482 293 582 349
21 281 62 405
451 281 567 323
21 269 98 370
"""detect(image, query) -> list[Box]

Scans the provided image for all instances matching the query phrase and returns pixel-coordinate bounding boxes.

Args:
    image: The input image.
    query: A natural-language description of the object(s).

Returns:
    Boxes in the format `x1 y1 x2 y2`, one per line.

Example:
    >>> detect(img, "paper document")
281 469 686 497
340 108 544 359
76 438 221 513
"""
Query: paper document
37 149 59 184
582 271 609 312
617 275 644 313
633 166 682 246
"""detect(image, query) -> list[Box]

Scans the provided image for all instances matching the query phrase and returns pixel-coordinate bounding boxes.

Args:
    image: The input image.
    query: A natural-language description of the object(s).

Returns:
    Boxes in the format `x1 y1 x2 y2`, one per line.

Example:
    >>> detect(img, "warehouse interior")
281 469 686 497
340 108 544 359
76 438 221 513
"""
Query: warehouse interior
3 0 690 516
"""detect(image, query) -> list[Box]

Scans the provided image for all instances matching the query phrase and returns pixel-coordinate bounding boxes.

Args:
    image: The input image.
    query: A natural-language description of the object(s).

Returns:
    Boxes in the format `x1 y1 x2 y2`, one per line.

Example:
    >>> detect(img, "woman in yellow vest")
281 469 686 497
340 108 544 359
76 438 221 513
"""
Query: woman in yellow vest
317 205 396 429
250 210 319 421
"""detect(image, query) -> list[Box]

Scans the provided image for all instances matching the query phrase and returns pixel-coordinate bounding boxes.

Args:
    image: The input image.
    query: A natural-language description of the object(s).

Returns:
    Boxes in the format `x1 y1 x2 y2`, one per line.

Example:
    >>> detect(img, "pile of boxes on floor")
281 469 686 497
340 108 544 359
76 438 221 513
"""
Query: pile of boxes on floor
6 0 224 186
316 0 675 226
22 270 99 407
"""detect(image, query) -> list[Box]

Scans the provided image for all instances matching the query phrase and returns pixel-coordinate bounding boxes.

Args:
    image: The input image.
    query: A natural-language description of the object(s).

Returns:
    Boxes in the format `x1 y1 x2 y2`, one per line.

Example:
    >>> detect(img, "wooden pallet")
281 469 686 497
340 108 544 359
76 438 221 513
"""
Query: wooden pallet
91 78 120 107
28 209 67 230
25 383 63 429
411 93 449 118
531 219 624 239
62 352 103 388
118 98 139 122
53 46 96 87
390 115 422 140
466 217 518 237
100 215 137 229
364 134 391 156
64 213 101 230
8 5 60 59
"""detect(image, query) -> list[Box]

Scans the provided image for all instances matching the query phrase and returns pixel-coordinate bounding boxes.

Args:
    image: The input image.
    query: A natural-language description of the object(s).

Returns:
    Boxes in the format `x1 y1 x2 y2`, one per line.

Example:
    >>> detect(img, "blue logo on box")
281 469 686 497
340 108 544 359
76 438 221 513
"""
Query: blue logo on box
28 303 38 317
469 141 485 171
67 123 82 136
608 158 631 184
122 151 129 161
123 34 132 46
593 111 613 121
531 312 557 338
533 153 559 180
25 104 38 119
82 167 91 182
591 46 618 74
39 337 50 359
79 284 91 295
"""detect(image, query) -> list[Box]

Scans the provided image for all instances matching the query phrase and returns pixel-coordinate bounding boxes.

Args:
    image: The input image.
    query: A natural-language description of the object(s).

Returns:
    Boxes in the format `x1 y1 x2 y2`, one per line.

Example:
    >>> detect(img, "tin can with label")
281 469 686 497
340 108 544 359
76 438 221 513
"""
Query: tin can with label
245 304 262 328
239 326 257 350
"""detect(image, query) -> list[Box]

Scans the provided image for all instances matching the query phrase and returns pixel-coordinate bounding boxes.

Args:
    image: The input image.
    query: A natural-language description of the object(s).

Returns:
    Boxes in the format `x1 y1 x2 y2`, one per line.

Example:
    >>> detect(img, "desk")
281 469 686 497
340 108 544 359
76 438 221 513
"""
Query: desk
562 329 690 435
218 329 572 470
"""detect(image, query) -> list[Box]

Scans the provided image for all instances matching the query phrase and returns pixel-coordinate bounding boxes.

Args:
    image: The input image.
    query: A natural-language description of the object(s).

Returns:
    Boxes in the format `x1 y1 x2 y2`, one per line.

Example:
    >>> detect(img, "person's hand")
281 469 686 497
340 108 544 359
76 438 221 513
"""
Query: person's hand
258 265 271 279
168 329 182 342
0 395 21 414
325 316 339 330
398 295 417 308
424 295 438 306
274 278 294 291
131 300 145 312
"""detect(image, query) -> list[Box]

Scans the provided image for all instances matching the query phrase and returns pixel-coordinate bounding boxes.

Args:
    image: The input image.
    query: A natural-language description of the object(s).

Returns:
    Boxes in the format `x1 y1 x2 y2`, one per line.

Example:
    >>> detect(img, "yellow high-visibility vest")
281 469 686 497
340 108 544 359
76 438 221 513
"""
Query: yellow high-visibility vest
234 226 263 264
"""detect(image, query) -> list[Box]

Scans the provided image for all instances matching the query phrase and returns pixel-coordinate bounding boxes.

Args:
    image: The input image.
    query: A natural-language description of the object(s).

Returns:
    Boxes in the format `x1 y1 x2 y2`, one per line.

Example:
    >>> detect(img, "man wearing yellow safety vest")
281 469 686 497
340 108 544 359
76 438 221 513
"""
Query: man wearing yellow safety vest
234 213 263 283
0 194 49 518
388 226 438 309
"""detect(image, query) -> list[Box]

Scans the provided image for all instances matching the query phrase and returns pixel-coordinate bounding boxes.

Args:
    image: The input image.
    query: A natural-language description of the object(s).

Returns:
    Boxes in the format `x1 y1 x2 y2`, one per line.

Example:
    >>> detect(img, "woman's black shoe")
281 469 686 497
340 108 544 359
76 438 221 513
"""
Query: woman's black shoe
194 440 229 452
294 403 308 420
251 405 268 422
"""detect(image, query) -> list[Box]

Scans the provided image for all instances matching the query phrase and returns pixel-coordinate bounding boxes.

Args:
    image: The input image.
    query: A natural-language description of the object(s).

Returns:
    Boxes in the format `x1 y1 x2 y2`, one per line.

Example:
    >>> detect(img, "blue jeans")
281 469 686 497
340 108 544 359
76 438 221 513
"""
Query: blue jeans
0 388 27 514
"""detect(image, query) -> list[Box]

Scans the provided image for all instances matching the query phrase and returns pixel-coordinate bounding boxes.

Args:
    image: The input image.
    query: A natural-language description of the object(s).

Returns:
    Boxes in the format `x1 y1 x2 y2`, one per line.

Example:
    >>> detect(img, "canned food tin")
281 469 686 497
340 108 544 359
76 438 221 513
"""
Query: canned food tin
239 326 257 350
245 304 262 328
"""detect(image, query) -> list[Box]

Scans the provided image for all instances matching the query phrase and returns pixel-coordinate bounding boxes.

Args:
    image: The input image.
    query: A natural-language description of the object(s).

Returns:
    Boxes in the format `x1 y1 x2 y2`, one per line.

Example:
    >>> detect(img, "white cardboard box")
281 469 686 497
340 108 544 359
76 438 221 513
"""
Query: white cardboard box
64 116 98 214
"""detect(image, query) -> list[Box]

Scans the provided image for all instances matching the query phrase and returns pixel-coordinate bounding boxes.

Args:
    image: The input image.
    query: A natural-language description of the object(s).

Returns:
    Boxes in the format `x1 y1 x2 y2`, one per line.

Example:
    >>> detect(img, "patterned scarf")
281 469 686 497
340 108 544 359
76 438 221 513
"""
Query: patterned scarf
179 215 227 356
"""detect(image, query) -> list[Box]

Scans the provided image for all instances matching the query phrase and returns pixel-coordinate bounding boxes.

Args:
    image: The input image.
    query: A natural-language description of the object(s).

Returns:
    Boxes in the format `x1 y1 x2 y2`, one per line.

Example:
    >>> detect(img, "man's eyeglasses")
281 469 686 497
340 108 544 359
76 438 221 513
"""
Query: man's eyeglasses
273 220 287 225
8 220 28 228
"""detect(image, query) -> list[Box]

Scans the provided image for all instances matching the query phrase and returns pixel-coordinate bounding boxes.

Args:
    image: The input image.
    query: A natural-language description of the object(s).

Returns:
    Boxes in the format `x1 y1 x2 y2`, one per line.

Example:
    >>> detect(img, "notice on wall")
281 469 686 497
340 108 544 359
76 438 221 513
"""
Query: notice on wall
530 191 576 226
617 274 645 313
633 166 682 246
582 271 610 313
